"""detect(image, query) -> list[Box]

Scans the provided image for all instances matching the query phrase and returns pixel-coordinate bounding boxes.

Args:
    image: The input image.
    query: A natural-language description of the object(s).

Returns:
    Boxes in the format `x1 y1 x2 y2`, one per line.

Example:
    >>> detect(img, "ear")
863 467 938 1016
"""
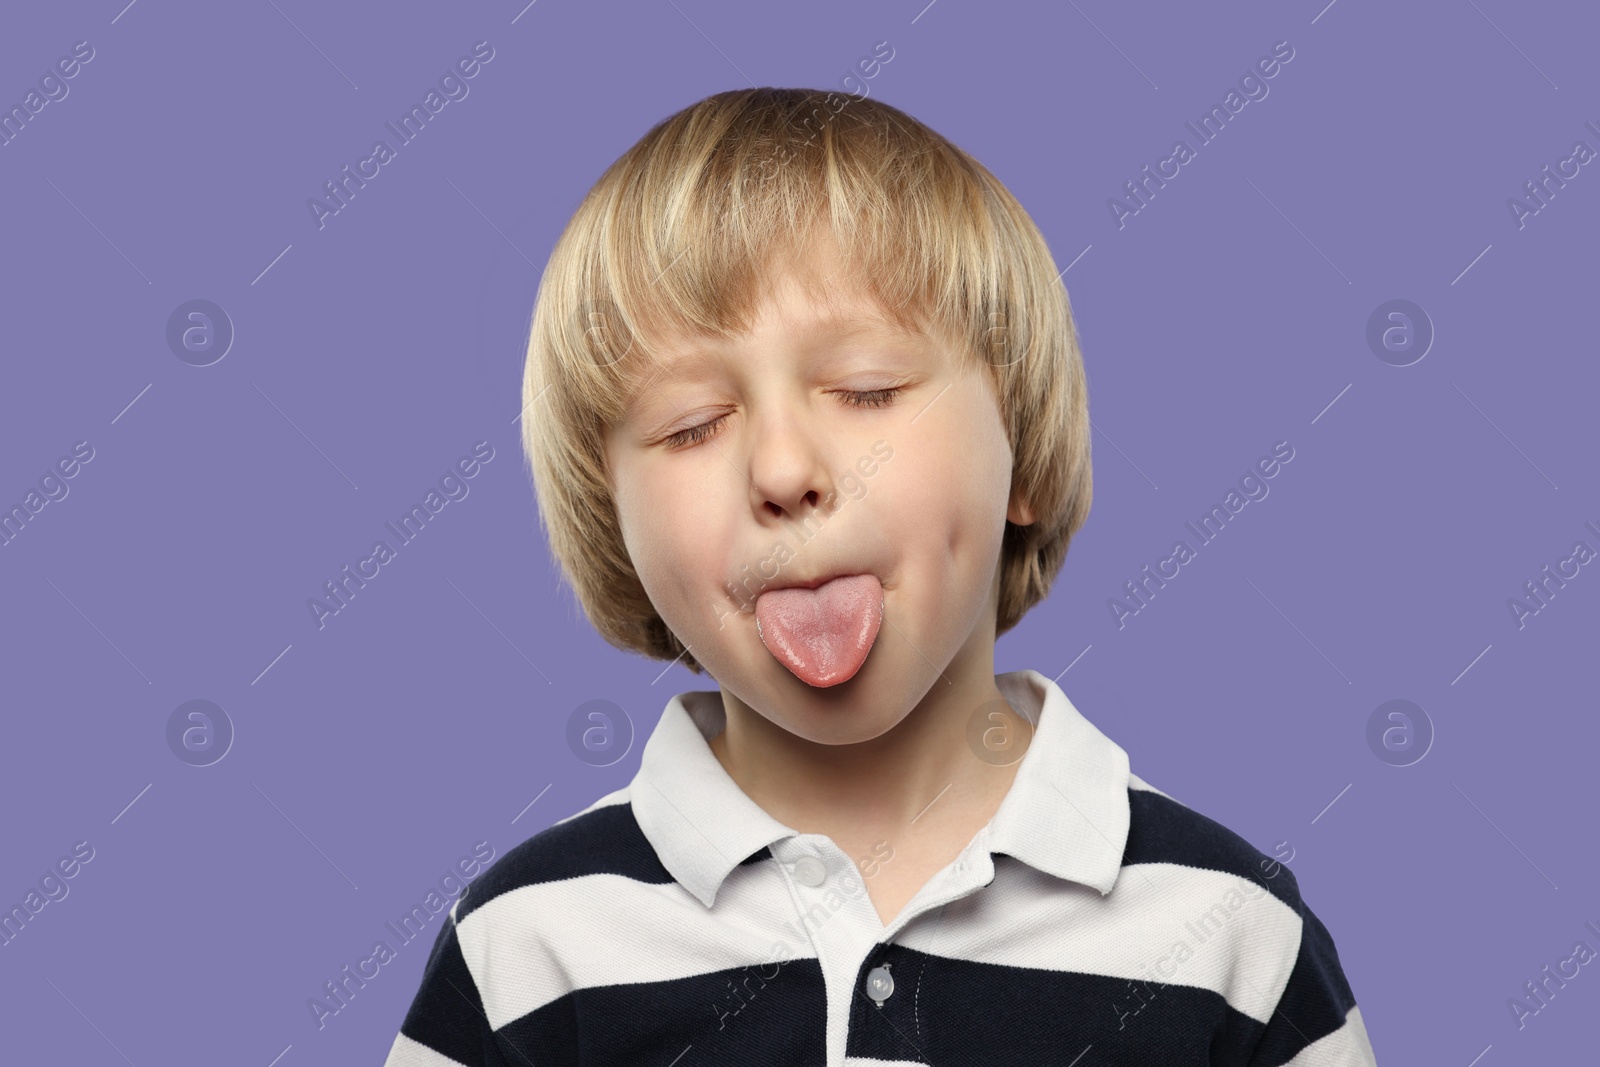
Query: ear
1007 486 1036 527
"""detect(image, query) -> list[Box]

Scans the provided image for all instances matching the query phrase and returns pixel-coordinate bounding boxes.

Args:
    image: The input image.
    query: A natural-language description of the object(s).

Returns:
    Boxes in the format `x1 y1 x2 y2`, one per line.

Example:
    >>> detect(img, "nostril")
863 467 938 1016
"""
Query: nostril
766 491 818 518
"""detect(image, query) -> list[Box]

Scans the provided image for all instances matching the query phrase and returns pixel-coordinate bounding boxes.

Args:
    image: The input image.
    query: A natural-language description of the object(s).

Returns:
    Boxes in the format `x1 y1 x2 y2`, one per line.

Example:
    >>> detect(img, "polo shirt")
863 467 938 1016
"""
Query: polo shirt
383 668 1377 1066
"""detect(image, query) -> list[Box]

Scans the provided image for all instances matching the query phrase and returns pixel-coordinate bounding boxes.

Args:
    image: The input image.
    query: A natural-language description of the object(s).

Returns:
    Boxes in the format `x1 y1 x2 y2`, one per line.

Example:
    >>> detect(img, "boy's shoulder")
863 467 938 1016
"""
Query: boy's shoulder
1117 775 1371 1063
459 784 730 924
1122 771 1305 908
460 787 648 919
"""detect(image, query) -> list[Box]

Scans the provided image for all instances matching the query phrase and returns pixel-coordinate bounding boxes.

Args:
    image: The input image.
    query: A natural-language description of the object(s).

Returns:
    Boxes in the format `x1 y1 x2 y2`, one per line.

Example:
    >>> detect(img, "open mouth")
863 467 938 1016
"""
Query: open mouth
754 573 885 687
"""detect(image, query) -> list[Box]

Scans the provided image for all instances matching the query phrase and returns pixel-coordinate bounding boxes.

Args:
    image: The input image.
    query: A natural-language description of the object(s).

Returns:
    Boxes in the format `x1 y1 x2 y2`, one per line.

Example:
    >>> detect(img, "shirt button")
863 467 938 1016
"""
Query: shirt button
866 965 894 1004
793 855 827 886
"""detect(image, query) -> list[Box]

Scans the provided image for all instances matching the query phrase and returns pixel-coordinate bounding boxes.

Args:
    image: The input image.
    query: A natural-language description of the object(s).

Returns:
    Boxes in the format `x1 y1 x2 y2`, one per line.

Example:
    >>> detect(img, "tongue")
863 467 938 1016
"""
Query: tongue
755 574 884 687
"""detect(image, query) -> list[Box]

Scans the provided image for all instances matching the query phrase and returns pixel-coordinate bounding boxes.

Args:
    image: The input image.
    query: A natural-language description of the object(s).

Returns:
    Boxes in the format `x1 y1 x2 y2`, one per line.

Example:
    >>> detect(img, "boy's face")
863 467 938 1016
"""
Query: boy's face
602 238 1034 746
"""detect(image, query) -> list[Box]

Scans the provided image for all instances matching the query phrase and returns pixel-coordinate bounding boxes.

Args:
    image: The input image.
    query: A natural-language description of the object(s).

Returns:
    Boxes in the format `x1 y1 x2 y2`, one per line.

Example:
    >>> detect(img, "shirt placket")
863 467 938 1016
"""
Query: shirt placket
848 831 999 1064
772 828 999 1066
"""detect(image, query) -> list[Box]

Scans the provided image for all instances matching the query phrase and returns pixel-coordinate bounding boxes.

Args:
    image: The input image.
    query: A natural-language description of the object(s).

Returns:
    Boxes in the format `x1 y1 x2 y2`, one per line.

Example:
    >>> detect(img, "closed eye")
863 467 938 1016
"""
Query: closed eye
663 386 904 449
838 387 901 410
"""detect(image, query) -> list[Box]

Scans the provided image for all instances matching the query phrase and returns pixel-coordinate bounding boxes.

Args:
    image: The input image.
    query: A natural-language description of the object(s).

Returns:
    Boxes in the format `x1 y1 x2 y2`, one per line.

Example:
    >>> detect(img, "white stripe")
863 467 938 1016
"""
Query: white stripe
1279 1005 1377 1066
381 1030 472 1067
896 860 1301 1023
549 785 630 828
456 859 815 1029
457 852 1304 1030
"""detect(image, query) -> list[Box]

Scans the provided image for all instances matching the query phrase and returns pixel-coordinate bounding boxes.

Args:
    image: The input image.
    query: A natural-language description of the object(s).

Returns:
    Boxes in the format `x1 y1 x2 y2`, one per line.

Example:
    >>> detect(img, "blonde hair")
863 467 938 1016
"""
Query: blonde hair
519 87 1091 674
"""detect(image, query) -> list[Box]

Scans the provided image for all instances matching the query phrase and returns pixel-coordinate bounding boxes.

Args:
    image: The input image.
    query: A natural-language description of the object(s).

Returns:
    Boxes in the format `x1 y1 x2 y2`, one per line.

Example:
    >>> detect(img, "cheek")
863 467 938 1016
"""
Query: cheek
619 479 682 571
614 462 735 619
611 463 678 589
900 382 1014 541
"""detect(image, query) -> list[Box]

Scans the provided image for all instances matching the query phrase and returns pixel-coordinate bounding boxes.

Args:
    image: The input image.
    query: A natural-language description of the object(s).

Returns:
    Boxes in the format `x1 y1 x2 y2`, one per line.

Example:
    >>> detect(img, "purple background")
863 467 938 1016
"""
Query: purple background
1 0 1595 1063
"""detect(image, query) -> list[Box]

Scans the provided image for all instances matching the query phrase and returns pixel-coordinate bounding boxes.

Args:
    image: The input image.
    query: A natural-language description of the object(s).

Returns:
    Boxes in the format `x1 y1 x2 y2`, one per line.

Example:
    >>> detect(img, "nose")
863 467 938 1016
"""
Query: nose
746 409 835 523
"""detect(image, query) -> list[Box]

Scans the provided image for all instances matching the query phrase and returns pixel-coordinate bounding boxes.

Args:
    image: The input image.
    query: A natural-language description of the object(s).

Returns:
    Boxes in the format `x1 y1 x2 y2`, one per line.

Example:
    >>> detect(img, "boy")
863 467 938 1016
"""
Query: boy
383 87 1377 1066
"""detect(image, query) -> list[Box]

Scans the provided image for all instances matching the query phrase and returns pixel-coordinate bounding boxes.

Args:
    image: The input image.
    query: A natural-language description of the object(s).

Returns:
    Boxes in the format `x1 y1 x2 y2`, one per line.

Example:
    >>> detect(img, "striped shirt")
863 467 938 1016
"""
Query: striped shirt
383 668 1377 1066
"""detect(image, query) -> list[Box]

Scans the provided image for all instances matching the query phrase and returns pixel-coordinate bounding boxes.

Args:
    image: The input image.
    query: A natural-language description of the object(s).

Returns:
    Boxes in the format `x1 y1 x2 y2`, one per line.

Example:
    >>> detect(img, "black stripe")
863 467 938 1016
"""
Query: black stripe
460 802 773 923
462 804 670 924
842 943 1266 1066
1121 788 1299 909
399 915 503 1066
473 937 1346 1066
493 958 828 1066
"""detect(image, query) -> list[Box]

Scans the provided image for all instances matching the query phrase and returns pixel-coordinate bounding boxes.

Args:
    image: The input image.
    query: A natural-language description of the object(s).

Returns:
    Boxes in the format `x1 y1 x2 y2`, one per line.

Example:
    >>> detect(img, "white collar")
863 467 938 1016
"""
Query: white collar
628 668 1132 908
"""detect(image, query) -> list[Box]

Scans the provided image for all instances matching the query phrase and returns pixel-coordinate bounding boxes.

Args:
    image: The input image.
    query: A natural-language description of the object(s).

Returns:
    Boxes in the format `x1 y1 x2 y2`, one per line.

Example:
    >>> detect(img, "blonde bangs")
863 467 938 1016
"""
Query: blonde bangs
521 87 1091 672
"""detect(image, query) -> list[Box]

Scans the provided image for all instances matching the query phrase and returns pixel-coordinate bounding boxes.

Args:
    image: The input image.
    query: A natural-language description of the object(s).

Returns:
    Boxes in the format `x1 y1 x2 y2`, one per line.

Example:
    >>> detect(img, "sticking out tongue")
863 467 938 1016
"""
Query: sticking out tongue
755 574 884 687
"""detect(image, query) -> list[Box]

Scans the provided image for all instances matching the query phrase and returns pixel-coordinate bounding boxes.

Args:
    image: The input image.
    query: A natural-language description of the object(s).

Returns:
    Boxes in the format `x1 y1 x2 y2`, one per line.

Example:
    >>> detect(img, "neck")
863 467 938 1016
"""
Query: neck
708 641 1029 843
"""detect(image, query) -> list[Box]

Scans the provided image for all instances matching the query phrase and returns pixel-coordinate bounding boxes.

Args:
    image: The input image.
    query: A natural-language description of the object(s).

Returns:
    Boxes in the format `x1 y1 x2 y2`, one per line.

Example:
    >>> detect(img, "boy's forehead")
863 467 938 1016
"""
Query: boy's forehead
646 312 920 376
615 307 932 423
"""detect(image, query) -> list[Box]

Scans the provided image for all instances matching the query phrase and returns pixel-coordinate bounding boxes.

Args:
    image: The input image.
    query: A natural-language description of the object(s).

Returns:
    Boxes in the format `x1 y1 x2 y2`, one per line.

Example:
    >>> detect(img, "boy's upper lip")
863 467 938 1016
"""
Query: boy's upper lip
759 571 870 593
